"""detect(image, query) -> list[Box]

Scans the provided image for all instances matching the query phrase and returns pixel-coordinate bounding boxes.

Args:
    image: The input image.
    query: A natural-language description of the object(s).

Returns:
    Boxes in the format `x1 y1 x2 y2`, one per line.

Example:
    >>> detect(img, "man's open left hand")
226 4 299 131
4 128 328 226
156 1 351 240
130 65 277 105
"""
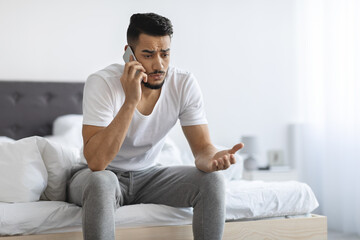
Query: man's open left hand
210 143 244 172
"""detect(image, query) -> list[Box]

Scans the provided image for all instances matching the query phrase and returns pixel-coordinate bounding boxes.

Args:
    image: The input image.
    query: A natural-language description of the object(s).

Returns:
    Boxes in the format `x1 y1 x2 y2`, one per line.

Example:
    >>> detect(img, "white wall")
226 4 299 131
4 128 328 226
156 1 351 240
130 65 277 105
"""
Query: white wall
0 0 298 166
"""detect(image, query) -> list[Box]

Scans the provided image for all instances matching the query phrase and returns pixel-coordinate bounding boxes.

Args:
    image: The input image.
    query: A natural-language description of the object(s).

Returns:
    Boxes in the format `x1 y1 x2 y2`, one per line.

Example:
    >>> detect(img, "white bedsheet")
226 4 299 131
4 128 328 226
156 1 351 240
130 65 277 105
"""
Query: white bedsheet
225 180 318 220
0 179 318 236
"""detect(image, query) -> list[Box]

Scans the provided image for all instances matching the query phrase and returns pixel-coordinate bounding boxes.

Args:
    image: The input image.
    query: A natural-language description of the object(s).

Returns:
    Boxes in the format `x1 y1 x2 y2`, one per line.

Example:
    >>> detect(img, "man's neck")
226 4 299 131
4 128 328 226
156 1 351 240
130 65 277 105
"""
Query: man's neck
141 85 161 99
136 85 162 116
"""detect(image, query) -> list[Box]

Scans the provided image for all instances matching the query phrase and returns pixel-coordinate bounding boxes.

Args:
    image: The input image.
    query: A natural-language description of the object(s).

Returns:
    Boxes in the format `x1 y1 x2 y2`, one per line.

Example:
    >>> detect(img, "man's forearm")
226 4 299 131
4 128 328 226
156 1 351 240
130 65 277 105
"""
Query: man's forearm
84 102 136 171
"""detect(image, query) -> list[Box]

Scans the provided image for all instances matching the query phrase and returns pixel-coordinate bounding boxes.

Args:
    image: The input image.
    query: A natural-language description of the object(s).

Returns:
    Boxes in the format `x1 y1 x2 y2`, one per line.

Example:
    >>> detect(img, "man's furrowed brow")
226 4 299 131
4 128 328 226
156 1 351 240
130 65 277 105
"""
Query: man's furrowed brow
141 48 170 53
142 49 155 53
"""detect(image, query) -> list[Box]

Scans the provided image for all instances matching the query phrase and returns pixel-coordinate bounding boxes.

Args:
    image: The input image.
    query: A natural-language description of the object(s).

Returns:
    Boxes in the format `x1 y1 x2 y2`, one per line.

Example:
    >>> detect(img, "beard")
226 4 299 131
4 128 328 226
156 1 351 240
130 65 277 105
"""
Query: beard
141 79 165 89
142 70 166 89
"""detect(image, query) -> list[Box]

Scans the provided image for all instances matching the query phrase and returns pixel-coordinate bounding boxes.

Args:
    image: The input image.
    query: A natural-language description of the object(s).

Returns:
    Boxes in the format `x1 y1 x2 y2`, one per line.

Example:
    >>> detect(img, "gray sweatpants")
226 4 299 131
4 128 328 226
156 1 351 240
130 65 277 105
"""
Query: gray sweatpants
67 165 226 240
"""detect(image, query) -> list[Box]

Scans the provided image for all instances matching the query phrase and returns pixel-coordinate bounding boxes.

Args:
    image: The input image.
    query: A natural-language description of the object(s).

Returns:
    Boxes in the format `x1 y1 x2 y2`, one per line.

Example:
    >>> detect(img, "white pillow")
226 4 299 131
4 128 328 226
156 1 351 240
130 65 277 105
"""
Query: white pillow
36 137 84 201
0 137 48 203
45 114 83 149
53 114 83 136
0 136 15 143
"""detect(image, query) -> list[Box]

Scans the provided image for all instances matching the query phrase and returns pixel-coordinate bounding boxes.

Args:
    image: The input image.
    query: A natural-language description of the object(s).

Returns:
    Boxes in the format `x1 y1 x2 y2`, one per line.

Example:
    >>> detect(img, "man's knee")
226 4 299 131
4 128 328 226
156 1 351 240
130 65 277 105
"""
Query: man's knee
84 170 119 197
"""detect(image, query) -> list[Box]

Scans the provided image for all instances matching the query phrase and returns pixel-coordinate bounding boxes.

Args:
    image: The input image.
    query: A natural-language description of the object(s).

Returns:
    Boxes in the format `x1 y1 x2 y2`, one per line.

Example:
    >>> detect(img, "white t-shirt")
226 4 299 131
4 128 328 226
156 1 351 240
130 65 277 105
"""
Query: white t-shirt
83 64 208 171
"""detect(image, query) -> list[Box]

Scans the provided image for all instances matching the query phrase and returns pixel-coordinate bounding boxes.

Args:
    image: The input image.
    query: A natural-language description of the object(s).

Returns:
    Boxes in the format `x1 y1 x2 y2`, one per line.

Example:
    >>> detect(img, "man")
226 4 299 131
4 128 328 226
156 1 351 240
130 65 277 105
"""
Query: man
68 13 243 240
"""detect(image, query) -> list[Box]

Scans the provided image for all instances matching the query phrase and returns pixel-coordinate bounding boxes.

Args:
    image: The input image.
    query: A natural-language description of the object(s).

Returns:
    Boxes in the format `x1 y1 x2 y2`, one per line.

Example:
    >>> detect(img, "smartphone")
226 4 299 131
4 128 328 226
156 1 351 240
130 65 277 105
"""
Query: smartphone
123 46 137 63
122 46 143 80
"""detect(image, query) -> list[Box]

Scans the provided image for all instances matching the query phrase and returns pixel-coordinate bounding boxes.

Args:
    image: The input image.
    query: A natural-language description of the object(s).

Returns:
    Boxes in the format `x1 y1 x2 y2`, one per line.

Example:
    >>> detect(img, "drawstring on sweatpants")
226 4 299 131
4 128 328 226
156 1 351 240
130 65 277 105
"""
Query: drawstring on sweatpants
129 172 134 196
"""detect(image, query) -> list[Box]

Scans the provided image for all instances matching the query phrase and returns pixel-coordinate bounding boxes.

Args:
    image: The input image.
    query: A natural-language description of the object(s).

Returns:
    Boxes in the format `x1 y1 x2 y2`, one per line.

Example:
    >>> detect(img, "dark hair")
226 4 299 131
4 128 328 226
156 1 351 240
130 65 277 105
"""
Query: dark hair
127 13 173 47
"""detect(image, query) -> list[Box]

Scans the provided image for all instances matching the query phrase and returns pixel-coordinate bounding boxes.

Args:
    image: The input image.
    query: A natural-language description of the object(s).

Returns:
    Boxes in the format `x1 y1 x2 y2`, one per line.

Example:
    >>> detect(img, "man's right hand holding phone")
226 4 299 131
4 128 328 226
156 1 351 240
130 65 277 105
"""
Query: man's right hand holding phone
120 55 147 106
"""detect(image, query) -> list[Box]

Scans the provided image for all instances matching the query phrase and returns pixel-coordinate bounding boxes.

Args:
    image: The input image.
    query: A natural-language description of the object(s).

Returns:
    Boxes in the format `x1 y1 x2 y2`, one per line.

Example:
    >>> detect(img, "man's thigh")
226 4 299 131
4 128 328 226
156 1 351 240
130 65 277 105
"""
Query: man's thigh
133 165 221 207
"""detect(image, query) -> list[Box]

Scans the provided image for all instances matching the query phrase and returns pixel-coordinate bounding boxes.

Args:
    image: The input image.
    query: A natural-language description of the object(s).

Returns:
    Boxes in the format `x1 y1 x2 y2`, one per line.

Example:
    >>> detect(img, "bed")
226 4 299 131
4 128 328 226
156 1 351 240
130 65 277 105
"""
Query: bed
0 81 327 240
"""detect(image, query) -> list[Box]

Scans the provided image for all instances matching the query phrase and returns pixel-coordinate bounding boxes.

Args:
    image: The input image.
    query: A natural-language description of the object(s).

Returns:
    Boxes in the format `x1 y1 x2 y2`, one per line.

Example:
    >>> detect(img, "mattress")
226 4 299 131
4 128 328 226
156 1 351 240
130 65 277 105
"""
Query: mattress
0 180 318 236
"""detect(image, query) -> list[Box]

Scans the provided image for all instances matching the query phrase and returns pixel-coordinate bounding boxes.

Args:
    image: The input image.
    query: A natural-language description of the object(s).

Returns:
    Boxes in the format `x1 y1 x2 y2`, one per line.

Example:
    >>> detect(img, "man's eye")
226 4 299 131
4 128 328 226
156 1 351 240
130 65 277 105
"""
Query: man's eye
162 53 169 57
144 55 152 58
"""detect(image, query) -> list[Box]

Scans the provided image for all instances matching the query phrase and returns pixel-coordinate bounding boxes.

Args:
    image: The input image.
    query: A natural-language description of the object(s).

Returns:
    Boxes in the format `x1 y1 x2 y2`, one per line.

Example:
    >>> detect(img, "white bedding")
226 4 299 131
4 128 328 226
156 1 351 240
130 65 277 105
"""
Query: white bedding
0 179 318 235
0 115 319 236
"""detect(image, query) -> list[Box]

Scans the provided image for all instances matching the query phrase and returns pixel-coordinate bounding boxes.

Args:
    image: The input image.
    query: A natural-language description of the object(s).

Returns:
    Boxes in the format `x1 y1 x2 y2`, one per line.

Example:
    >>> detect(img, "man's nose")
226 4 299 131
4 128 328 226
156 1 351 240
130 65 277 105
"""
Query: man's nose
152 55 164 70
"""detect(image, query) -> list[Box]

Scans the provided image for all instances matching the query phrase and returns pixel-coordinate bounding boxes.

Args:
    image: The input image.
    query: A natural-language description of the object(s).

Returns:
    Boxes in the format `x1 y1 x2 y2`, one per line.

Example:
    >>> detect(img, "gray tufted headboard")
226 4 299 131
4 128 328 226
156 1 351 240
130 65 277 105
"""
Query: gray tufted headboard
0 81 84 140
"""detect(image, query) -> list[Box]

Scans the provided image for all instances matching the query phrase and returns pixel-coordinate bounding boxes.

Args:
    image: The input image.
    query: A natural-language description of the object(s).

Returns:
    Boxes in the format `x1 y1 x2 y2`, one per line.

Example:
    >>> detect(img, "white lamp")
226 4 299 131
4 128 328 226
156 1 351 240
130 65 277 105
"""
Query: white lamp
241 136 260 171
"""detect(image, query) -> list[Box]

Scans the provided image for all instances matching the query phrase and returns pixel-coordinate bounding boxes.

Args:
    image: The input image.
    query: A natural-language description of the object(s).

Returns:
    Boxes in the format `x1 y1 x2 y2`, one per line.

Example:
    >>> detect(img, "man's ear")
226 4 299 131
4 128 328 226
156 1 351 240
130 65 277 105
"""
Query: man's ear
124 45 129 51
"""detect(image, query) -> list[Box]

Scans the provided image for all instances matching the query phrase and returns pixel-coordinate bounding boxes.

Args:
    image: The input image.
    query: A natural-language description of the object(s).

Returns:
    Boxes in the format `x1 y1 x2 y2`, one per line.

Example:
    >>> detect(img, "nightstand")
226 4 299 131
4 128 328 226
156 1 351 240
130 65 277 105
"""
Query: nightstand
242 168 299 181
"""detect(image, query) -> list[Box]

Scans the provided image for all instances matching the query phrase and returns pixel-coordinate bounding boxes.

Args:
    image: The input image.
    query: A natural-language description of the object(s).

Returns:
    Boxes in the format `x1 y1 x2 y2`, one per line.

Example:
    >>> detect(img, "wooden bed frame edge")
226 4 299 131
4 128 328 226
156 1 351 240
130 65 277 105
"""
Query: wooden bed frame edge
1 214 327 240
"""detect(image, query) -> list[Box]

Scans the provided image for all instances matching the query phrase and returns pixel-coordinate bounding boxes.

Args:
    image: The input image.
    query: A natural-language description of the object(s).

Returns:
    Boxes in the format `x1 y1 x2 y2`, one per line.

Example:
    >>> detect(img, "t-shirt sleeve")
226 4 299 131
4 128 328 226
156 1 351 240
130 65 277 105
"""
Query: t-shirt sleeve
179 74 208 126
82 74 114 127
